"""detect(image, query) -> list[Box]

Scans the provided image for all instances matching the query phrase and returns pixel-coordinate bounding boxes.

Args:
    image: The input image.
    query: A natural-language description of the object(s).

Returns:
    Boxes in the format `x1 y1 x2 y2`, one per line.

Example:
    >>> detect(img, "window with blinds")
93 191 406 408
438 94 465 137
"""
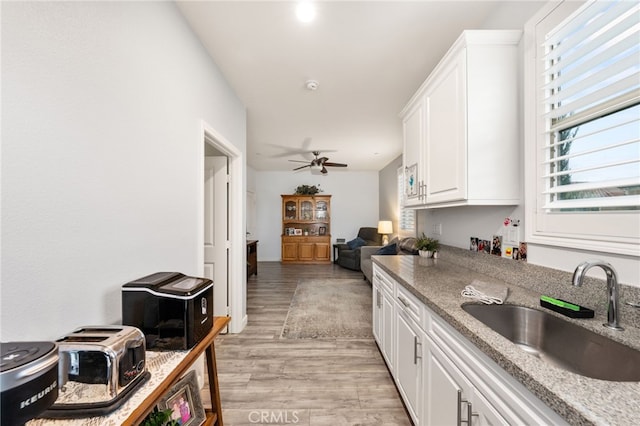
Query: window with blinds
525 0 640 255
542 0 640 212
397 167 415 236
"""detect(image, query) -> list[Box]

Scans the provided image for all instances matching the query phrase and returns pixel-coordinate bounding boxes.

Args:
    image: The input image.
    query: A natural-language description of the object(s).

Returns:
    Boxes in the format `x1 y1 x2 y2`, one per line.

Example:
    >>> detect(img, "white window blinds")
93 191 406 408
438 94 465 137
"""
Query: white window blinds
541 0 640 211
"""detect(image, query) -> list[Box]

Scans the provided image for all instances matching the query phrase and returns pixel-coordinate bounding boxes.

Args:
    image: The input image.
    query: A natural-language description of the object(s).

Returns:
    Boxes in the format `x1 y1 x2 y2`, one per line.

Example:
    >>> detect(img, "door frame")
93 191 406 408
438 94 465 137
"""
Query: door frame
197 120 247 333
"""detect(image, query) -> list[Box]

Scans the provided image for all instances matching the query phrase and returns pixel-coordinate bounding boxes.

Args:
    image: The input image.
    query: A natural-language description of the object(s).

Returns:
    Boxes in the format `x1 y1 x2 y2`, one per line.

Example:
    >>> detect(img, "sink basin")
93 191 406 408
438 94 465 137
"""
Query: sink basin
462 304 640 382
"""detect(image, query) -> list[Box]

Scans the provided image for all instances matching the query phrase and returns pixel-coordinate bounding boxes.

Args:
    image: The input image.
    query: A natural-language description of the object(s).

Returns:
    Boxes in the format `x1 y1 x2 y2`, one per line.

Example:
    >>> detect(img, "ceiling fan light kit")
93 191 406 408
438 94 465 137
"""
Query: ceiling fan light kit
288 151 347 175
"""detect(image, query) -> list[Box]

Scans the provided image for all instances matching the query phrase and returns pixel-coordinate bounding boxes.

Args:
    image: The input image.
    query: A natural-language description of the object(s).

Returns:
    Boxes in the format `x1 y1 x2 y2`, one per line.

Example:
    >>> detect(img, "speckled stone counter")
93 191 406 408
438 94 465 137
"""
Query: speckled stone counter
373 247 640 426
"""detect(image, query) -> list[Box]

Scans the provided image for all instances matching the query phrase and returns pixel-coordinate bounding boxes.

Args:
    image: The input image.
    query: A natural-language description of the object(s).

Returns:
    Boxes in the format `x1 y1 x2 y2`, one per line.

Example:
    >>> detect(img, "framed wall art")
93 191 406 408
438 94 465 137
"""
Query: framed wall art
405 163 418 198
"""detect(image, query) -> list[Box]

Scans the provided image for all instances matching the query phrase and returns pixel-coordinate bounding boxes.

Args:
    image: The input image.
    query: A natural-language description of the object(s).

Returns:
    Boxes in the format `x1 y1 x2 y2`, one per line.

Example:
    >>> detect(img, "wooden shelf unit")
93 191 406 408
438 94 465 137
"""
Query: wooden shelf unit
281 195 331 264
127 316 230 425
29 317 230 426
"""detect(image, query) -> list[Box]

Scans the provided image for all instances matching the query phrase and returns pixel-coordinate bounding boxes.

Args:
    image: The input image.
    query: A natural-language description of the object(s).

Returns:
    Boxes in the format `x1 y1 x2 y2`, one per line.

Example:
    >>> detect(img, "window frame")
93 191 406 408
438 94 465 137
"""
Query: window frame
524 0 640 257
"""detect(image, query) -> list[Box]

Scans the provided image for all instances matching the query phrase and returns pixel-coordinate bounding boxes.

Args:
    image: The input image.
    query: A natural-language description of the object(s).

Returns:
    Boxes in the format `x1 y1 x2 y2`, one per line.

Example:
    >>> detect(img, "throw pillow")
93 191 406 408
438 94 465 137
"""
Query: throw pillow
375 243 397 255
346 237 367 250
399 237 419 255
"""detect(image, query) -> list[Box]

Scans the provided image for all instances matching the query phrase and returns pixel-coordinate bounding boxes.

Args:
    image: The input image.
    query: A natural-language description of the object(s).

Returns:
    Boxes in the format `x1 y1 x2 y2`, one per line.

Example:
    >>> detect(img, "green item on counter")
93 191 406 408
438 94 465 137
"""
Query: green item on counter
540 295 580 312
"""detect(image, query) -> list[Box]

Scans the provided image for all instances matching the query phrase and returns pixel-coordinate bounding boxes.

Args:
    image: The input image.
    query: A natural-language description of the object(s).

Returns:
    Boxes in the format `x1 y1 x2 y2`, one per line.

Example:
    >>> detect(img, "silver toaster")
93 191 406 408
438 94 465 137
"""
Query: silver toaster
43 325 149 417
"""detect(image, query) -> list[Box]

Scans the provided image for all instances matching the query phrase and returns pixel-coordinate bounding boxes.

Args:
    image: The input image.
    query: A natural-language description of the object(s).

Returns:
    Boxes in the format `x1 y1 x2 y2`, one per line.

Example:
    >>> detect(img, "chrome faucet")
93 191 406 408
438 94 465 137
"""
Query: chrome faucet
572 260 624 331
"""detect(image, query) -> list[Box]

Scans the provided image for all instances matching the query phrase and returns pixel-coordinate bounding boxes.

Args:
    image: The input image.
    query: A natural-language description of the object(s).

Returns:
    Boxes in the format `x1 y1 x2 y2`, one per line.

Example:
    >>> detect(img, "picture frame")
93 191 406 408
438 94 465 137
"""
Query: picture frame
319 226 326 236
156 370 205 426
294 228 303 236
405 163 418 198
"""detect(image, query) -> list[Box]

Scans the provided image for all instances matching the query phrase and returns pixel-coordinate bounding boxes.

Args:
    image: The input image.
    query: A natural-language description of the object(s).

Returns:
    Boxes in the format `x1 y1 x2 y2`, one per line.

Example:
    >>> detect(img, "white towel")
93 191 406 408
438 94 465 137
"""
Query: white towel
461 280 509 304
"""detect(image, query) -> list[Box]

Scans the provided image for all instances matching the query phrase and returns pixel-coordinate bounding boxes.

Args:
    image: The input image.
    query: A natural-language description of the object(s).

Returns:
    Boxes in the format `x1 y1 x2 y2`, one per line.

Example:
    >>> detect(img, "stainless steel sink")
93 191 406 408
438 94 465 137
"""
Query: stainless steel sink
462 303 640 382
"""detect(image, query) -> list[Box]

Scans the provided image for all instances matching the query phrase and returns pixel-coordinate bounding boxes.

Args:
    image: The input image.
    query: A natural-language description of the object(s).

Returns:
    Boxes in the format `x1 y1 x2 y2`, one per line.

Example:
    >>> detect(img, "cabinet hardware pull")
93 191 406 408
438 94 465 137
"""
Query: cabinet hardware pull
398 295 410 307
457 390 464 426
414 337 422 364
376 290 382 308
457 390 478 425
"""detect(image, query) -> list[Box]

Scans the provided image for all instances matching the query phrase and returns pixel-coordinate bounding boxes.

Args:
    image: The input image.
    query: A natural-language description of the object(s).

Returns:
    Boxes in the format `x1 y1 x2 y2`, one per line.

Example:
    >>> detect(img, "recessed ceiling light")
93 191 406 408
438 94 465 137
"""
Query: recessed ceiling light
296 2 316 23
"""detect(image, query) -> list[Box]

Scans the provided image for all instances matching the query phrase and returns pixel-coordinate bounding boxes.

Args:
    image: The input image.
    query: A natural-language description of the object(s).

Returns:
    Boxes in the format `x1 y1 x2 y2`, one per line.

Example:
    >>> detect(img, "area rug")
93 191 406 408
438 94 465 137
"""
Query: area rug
281 278 373 339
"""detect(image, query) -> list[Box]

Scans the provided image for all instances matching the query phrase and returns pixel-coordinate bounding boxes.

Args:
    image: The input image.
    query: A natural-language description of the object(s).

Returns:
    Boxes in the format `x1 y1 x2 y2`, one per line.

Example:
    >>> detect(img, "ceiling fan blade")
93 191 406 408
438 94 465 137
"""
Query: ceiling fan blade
318 157 329 163
293 164 311 171
288 159 310 164
321 166 328 174
323 162 348 167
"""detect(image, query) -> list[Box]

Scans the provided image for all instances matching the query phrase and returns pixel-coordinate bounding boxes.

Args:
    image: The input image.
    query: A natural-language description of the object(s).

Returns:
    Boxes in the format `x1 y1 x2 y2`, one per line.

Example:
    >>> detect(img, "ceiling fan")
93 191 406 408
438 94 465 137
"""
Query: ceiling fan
289 151 348 175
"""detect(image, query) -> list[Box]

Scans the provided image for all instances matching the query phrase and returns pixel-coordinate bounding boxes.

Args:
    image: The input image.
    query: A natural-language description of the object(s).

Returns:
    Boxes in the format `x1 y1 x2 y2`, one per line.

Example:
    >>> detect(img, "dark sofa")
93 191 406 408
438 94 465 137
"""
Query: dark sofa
361 237 419 282
336 227 383 271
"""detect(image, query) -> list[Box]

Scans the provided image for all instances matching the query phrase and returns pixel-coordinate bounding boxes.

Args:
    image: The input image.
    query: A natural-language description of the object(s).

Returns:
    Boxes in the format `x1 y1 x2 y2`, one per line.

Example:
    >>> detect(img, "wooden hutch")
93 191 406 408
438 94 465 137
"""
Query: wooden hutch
281 194 331 263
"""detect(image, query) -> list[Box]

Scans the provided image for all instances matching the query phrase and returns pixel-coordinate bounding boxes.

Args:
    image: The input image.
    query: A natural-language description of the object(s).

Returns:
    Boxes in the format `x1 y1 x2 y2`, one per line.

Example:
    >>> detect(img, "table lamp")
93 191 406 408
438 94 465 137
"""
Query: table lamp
378 221 393 245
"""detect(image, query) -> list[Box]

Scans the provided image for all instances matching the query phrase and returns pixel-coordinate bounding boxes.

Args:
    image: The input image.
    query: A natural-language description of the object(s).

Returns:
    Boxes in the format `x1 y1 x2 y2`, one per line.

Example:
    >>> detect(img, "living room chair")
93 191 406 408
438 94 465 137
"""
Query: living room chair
336 227 383 271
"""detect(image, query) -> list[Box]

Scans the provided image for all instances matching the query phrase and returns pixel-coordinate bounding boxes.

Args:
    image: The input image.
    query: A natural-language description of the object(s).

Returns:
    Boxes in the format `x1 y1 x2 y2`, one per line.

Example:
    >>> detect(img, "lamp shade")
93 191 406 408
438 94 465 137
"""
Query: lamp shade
377 221 393 235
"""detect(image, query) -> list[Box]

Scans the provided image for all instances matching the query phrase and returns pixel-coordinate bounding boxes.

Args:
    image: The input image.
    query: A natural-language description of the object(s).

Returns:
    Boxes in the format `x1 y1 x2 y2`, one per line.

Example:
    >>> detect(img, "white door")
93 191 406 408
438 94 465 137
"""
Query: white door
204 156 229 319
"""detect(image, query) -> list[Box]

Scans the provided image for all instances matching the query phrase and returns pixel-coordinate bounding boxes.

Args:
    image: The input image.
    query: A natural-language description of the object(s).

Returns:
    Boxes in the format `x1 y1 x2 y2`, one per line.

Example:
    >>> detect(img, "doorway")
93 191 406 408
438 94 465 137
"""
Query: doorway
199 121 246 334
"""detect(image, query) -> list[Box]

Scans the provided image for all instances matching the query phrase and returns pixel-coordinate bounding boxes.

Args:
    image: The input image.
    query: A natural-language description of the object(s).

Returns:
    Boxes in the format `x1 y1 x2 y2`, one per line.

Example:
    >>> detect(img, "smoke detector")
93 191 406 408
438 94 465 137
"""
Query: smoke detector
305 80 319 91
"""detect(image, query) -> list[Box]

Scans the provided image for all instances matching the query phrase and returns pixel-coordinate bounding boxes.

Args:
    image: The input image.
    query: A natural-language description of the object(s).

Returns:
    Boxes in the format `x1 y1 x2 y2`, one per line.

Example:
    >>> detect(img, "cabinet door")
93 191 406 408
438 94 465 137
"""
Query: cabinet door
402 99 425 206
395 310 422 425
381 292 394 370
373 286 382 344
314 243 330 261
427 340 510 426
425 49 467 204
300 199 313 220
283 198 297 220
282 242 298 261
314 199 329 221
427 341 473 426
298 243 314 260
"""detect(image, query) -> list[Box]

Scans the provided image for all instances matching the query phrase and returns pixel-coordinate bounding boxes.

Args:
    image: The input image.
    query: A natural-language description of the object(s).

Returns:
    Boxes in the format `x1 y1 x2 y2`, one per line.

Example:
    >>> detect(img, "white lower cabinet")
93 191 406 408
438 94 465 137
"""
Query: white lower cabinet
371 264 568 426
427 337 511 425
372 269 394 370
395 306 424 425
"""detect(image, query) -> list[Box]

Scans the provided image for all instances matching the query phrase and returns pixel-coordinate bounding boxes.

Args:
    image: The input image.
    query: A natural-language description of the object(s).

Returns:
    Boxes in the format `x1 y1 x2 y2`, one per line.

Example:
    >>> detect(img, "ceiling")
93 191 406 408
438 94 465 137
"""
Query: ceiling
177 1 508 173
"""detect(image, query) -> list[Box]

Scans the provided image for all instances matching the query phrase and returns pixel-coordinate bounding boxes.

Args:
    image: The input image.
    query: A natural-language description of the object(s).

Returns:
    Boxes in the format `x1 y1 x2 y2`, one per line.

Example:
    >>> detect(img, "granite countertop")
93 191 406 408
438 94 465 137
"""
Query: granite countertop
373 251 640 426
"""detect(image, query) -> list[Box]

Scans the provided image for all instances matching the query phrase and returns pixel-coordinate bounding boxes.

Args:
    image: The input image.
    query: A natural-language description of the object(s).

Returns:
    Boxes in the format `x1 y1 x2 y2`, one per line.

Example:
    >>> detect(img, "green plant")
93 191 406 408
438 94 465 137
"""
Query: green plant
141 409 180 426
294 184 322 195
416 233 439 252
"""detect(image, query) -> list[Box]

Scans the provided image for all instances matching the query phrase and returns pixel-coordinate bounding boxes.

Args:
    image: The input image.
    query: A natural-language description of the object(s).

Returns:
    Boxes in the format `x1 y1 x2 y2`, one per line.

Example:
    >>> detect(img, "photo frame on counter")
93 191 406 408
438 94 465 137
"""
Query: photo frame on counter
294 229 303 236
319 226 327 235
156 370 205 426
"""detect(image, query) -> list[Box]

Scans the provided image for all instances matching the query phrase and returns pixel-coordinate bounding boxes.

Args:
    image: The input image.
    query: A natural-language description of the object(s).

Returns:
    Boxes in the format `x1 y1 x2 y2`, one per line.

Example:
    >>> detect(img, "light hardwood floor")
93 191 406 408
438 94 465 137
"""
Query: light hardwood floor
208 262 412 426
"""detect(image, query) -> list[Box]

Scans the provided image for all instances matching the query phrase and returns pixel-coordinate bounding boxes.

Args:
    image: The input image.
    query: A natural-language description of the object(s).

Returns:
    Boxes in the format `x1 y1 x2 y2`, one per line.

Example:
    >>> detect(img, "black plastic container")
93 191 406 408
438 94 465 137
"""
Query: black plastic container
122 272 214 350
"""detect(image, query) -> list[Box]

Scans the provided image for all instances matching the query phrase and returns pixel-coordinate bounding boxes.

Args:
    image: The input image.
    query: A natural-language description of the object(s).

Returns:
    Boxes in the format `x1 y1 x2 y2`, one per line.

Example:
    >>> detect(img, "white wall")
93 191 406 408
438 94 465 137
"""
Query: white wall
379 156 403 238
254 171 379 261
1 2 246 341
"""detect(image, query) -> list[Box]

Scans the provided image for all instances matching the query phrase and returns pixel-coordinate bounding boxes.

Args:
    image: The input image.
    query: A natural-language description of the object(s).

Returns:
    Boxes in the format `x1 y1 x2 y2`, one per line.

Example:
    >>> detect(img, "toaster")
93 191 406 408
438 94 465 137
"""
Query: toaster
42 326 149 418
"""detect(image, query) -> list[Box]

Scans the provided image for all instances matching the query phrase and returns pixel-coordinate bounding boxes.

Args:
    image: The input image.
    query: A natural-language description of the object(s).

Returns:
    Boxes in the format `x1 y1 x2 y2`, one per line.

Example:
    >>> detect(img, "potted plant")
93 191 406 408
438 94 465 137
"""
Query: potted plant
416 233 439 258
141 409 180 426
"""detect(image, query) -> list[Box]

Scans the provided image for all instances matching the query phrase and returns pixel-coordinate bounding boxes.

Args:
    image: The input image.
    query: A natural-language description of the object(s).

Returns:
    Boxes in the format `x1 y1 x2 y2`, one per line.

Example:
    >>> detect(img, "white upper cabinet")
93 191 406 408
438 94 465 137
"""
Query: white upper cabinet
401 30 522 208
402 98 426 206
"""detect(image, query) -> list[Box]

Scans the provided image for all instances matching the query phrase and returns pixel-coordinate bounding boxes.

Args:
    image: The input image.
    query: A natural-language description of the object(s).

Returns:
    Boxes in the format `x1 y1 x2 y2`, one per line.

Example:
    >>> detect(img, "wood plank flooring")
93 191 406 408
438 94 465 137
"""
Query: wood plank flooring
207 262 411 426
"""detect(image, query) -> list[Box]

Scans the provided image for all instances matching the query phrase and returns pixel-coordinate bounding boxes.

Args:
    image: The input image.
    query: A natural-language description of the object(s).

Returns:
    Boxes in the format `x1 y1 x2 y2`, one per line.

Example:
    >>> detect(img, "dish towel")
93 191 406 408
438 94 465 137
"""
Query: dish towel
461 280 509 304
